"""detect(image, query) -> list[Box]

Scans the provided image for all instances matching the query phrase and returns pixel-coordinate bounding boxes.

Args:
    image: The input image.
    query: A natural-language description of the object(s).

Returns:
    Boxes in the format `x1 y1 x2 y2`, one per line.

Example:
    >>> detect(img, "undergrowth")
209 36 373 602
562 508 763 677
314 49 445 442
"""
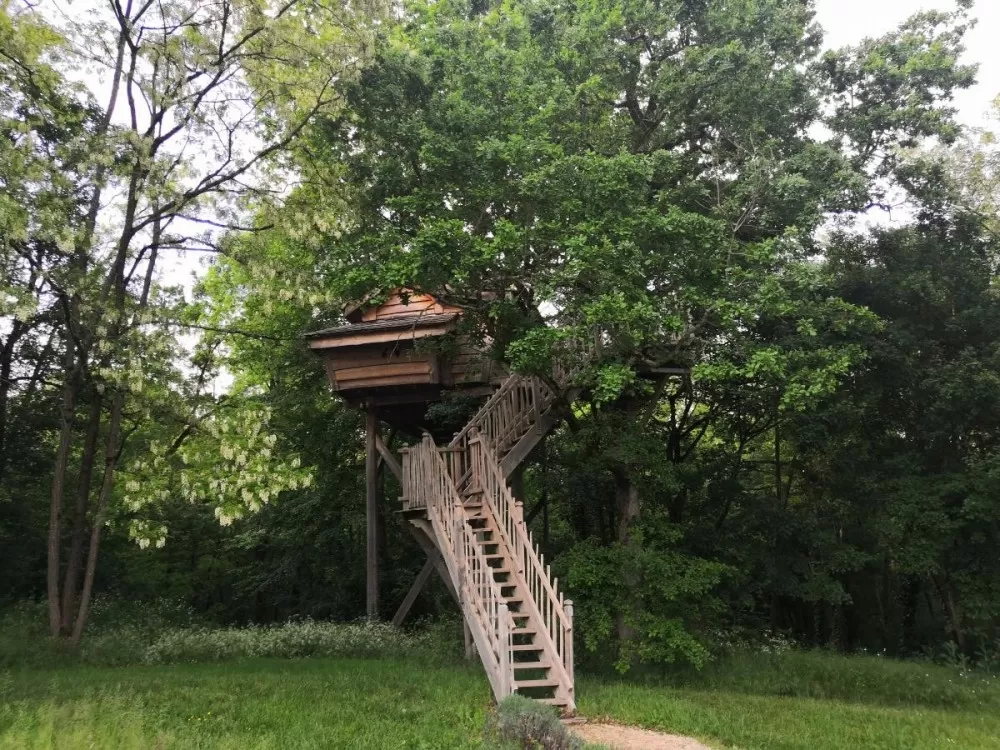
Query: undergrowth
0 598 463 669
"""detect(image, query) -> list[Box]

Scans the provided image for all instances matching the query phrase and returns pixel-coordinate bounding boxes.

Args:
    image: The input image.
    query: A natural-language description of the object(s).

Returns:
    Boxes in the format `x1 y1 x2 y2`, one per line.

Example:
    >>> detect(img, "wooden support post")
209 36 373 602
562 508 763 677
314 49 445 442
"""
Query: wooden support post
525 494 549 525
463 619 475 660
509 465 525 504
366 407 379 618
391 557 435 627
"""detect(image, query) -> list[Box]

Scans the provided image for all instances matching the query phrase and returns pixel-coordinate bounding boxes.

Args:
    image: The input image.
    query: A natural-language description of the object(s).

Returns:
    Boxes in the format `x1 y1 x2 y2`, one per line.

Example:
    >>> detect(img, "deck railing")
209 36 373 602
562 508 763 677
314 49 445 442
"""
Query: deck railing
403 436 516 700
469 432 574 698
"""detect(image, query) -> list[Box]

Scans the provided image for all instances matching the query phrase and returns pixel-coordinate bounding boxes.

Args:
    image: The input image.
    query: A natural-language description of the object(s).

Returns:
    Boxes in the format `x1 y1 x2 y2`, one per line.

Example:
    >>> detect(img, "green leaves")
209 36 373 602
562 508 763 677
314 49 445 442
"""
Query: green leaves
559 536 728 670
821 3 977 179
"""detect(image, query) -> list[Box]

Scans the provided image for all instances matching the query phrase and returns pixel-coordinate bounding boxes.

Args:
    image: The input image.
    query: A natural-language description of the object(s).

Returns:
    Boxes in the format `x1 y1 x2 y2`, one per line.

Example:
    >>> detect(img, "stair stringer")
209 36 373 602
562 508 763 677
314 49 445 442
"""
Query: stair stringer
450 374 561 486
425 507 513 699
498 406 557 478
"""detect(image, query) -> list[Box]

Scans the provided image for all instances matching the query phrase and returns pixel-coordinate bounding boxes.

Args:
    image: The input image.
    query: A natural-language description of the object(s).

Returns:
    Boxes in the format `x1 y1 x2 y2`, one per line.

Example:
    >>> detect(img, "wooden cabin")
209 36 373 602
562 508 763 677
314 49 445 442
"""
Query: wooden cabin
306 291 502 435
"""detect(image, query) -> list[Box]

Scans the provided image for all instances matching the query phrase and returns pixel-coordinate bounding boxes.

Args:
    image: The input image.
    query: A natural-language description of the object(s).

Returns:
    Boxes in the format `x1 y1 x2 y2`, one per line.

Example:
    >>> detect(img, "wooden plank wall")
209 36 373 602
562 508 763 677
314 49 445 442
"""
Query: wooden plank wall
325 344 437 390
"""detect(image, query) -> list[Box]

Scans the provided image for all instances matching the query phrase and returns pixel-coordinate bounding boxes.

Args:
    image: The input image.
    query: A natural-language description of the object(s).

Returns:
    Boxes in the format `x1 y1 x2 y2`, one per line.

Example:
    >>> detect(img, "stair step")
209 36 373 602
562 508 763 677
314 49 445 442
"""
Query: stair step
511 661 552 679
514 679 560 688
538 698 570 706
512 626 536 634
511 644 544 651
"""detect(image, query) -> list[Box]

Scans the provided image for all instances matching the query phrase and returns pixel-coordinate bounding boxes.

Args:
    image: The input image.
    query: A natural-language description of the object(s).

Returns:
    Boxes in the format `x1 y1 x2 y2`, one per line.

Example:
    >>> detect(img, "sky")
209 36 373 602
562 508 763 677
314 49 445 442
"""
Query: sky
815 0 999 128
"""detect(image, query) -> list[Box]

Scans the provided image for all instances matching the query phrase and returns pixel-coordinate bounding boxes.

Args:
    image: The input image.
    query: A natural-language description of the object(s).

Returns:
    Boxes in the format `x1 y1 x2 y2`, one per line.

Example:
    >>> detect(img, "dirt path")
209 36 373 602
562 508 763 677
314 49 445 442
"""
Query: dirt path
571 722 713 750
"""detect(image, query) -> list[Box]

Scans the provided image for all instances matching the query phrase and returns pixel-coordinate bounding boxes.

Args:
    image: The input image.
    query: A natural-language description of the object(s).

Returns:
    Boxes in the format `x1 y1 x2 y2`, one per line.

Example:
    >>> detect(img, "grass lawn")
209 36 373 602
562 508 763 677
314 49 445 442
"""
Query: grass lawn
1 651 998 749
0 658 492 749
579 650 1000 750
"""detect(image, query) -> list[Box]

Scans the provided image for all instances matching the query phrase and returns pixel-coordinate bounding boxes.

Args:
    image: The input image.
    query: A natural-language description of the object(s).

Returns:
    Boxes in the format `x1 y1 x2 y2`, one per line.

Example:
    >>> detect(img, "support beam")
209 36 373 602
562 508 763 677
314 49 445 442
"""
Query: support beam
375 432 402 481
391 557 435 627
500 409 556 477
366 407 379 618
407 520 460 606
463 620 476 660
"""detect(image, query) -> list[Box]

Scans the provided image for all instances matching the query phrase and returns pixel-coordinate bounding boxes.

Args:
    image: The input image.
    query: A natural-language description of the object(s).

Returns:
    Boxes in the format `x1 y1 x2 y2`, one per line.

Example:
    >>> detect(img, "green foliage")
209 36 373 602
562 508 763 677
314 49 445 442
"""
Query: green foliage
486 694 583 750
1 0 996 684
560 536 727 671
0 601 461 669
142 620 454 665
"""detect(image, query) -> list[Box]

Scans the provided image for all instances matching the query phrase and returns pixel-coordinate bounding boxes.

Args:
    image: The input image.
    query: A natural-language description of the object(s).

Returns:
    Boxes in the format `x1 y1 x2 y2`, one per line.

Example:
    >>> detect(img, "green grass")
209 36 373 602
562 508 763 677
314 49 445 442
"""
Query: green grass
0 645 997 749
0 658 493 749
579 650 1000 750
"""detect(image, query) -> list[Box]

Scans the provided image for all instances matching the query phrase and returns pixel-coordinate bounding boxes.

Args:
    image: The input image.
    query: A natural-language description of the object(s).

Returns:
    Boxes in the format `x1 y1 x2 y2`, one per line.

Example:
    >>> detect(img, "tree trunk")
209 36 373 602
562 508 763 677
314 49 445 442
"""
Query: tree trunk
613 469 641 643
0 333 16 485
60 395 104 634
70 393 123 646
47 341 77 637
932 574 966 652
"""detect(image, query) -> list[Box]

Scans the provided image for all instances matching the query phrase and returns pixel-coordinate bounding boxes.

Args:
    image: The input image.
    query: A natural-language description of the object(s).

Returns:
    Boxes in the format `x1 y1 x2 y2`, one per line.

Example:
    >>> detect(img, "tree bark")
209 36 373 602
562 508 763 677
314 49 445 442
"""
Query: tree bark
613 468 641 643
47 339 77 637
365 407 379 618
0 329 18 485
70 393 123 646
932 573 966 652
60 395 103 634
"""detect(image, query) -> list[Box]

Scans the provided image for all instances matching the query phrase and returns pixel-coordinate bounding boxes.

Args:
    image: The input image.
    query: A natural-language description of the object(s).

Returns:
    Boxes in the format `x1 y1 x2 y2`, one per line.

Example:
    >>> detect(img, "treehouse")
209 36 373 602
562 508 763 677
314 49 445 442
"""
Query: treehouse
306 291 503 436
307 290 577 712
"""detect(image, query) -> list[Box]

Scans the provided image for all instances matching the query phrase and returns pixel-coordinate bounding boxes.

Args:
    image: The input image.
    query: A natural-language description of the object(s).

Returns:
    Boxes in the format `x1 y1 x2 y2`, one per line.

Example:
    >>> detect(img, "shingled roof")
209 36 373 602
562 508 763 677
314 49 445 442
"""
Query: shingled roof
305 312 459 340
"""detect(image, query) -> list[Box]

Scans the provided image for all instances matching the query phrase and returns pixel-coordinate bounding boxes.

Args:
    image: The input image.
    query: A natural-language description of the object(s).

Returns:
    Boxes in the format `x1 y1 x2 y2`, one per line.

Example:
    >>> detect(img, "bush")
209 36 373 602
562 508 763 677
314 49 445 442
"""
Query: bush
0 598 464 669
142 619 448 664
486 694 583 750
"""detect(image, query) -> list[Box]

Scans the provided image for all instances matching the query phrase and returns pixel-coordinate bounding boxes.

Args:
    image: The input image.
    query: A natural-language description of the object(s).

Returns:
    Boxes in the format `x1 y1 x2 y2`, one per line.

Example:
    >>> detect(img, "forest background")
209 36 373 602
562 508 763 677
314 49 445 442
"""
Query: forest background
1 0 999 673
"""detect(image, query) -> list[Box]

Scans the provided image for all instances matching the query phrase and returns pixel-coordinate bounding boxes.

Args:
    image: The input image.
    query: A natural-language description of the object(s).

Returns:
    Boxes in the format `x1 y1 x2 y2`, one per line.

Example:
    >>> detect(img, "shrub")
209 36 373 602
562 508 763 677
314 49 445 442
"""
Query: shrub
485 694 583 750
142 619 453 665
0 599 464 669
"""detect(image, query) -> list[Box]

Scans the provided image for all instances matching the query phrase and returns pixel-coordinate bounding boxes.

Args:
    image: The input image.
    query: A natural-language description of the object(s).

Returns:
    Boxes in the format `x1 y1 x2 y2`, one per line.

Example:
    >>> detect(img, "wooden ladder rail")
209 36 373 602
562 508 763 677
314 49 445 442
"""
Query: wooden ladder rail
402 436 517 701
469 432 575 710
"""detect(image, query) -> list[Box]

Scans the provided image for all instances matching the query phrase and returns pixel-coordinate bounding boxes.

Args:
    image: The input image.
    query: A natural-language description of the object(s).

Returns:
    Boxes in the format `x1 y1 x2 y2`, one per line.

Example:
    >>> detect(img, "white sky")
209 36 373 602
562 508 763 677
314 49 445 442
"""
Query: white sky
815 0 999 128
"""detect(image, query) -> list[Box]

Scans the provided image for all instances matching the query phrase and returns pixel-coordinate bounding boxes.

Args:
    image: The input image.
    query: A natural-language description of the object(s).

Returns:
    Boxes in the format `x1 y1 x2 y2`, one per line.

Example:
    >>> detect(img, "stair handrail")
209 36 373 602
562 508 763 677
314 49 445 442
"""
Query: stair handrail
468 431 575 702
448 375 556 490
407 435 516 701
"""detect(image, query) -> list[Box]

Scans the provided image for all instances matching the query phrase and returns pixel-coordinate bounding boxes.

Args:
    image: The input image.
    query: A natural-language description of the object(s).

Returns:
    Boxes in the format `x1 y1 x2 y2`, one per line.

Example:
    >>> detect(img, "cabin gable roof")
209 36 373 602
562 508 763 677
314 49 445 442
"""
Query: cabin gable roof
342 290 462 324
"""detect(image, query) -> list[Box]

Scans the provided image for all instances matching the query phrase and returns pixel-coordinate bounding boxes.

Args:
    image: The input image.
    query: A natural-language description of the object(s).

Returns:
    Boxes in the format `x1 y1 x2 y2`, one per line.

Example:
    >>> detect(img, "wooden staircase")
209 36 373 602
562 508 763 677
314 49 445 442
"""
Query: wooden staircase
400 375 575 712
